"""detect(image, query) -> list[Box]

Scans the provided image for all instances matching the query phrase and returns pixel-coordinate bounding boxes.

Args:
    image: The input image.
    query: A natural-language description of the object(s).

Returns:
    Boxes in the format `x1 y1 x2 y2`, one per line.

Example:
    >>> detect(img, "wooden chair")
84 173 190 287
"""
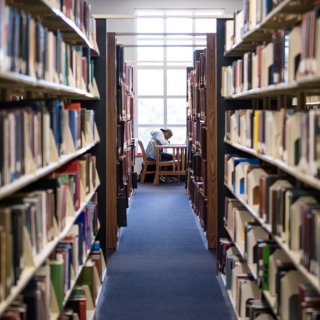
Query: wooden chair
138 140 156 183
151 140 178 186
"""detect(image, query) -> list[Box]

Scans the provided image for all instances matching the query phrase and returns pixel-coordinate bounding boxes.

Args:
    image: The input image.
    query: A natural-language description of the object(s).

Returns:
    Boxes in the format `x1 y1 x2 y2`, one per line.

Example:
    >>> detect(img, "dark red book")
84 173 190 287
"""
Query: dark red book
57 160 81 210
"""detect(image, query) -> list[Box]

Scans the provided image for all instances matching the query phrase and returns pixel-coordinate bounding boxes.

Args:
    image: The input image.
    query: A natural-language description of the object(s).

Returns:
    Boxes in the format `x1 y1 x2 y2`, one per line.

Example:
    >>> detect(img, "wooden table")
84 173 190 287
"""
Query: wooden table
152 144 187 186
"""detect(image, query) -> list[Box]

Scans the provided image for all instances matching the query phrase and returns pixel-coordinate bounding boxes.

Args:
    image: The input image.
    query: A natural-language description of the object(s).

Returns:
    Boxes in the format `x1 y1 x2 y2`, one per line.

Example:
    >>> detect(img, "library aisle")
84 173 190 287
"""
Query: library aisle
95 183 236 320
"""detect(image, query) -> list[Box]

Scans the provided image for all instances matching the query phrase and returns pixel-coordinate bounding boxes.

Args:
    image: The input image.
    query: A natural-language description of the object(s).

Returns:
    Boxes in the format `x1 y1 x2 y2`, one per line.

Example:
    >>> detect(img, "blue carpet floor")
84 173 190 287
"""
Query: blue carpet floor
95 182 236 320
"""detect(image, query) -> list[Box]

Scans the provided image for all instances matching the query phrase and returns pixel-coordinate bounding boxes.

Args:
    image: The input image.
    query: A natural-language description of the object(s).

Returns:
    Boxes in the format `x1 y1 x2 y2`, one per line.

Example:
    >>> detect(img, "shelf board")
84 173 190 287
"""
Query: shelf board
0 184 99 317
224 82 298 99
224 139 320 192
8 0 99 55
0 71 100 100
0 141 99 200
224 0 313 57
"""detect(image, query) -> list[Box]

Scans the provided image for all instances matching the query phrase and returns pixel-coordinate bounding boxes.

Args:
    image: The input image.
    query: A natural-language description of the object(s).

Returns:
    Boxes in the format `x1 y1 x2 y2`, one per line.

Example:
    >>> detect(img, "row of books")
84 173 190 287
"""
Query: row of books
224 154 320 274
227 0 303 49
58 0 97 41
186 170 207 231
116 45 134 91
0 99 98 188
0 155 99 299
0 3 95 92
223 6 320 96
117 148 133 193
117 120 133 157
0 122 100 306
219 234 320 320
116 44 135 206
187 120 207 159
50 237 101 314
186 50 208 234
224 107 320 178
117 84 134 123
0 242 104 320
187 52 206 121
116 61 134 123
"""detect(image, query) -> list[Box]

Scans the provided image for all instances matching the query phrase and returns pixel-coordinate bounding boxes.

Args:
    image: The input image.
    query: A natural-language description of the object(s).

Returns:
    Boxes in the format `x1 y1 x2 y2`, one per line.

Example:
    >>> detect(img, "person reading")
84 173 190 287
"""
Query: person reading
145 128 177 182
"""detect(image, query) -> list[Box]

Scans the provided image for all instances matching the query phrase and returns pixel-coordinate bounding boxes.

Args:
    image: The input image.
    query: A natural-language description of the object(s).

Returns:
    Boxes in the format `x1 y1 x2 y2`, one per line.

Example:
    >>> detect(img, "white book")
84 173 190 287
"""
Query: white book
243 53 248 92
226 199 242 235
225 20 234 52
289 196 317 250
269 180 293 228
239 279 261 317
245 224 268 265
235 162 249 199
230 112 238 143
235 11 244 44
265 110 280 158
239 111 246 146
284 111 301 166
249 0 257 31
269 250 289 296
234 209 255 244
281 270 306 320
231 263 250 298
246 167 269 211
252 53 258 89
262 42 273 88
288 25 301 81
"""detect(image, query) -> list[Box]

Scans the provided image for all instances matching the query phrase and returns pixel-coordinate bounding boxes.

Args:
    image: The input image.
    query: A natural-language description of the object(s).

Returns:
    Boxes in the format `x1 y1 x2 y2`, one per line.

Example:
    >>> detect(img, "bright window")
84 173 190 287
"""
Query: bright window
137 69 164 96
135 8 223 152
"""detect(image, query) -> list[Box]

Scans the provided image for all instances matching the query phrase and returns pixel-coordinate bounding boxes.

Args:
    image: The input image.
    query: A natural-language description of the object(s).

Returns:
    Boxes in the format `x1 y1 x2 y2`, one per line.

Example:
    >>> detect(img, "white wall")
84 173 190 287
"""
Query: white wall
88 0 242 15
88 0 242 175
88 0 243 48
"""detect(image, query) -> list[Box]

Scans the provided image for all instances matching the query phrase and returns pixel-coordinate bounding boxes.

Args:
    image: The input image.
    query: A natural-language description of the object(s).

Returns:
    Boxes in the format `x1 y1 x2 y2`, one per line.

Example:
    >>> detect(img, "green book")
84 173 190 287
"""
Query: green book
70 286 86 298
50 260 64 312
76 261 95 302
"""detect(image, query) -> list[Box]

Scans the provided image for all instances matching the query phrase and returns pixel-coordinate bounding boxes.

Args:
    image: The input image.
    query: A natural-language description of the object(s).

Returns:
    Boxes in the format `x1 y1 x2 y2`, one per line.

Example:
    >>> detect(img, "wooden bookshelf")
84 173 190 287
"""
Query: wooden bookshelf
106 32 118 249
207 33 218 248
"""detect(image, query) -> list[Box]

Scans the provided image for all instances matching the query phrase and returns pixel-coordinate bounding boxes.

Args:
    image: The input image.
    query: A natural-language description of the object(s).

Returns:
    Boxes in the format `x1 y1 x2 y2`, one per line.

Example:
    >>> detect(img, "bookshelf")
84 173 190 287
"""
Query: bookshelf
217 2 320 319
186 29 248 249
0 1 107 319
106 32 137 249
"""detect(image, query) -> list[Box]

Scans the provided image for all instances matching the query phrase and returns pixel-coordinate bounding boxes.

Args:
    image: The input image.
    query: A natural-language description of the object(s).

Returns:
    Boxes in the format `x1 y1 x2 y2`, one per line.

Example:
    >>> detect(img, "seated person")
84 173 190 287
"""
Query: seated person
146 128 173 160
145 128 176 182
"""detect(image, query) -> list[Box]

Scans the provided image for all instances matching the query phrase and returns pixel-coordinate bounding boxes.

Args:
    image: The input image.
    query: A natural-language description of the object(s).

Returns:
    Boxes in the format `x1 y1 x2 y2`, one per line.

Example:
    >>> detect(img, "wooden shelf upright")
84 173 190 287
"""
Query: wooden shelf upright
106 32 118 249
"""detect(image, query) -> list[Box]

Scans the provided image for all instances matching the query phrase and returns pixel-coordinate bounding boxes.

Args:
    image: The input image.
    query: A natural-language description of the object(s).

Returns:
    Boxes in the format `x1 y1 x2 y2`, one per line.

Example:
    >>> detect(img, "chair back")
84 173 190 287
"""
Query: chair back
138 140 148 162
151 140 161 162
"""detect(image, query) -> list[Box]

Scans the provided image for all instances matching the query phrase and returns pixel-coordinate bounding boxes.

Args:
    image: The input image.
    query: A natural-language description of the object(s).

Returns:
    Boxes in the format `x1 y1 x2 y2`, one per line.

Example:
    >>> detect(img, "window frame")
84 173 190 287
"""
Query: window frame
134 8 223 154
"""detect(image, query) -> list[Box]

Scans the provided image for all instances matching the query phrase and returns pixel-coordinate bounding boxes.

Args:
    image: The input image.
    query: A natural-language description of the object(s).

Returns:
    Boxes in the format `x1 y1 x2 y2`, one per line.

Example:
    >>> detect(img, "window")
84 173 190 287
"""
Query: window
135 8 223 152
